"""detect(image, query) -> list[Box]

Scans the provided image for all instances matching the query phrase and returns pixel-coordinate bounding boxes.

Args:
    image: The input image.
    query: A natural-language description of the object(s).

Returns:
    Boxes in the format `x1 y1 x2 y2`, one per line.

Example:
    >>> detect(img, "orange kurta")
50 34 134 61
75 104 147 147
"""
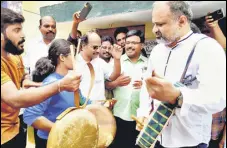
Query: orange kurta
1 55 25 144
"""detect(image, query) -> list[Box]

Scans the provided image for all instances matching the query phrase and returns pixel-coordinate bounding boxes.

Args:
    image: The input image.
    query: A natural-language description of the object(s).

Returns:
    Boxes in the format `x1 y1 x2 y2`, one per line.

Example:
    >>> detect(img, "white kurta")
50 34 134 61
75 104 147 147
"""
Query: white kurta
23 37 51 75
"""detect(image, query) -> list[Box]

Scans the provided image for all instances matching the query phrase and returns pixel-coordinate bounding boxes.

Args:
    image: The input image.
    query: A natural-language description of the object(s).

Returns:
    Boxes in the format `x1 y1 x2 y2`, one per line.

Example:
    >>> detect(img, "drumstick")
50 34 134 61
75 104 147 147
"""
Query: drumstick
70 38 81 71
70 45 76 71
76 38 81 58
131 115 144 126
70 43 81 108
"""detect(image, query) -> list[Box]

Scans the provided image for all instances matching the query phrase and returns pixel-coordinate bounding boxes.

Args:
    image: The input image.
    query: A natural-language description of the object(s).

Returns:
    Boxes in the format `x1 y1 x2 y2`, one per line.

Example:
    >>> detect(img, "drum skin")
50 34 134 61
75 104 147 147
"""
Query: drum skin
47 109 99 148
85 104 116 148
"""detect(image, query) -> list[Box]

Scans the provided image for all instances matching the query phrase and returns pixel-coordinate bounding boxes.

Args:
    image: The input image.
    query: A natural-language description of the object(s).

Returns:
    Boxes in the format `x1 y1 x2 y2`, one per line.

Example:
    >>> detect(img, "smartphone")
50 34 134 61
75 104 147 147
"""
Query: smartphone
79 2 92 20
208 8 225 21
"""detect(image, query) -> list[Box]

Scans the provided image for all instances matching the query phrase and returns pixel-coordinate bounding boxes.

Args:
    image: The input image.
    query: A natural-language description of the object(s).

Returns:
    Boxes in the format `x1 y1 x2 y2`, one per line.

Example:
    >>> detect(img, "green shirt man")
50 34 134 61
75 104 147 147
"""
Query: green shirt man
113 54 148 121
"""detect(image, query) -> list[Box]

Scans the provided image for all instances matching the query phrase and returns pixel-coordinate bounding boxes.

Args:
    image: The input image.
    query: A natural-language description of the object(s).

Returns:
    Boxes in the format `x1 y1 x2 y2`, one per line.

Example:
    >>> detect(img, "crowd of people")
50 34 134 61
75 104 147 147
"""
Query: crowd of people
1 1 226 148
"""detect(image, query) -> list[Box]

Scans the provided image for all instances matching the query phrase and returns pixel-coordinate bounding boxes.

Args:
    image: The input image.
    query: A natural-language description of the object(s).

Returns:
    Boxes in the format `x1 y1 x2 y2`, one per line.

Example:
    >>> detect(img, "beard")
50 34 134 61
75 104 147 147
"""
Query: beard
156 30 180 46
4 36 25 55
156 37 172 45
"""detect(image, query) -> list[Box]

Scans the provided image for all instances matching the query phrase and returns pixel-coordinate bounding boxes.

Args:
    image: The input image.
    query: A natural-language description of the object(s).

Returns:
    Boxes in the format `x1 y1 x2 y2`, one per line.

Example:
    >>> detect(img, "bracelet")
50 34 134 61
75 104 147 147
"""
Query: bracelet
58 80 61 93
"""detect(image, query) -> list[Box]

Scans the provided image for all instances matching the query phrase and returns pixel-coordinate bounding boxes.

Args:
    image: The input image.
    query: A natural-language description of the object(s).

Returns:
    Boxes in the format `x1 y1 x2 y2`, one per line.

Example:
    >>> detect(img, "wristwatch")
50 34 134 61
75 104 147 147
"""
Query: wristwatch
175 91 183 108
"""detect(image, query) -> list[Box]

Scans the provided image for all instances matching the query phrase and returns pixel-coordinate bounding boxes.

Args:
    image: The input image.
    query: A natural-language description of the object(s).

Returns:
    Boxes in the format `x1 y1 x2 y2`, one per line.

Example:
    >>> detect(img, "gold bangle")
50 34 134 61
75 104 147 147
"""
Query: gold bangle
58 80 61 93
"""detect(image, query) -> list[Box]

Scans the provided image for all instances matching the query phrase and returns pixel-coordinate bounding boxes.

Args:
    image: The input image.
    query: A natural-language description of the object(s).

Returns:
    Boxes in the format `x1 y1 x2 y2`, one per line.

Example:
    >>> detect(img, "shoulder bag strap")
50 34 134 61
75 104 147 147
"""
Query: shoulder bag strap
180 37 208 83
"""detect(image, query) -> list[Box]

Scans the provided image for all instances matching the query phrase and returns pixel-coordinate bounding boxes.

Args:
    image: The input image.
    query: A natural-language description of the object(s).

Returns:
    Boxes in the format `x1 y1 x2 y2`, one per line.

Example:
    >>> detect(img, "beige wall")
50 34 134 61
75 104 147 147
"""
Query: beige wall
145 22 155 40
22 1 67 50
22 1 155 52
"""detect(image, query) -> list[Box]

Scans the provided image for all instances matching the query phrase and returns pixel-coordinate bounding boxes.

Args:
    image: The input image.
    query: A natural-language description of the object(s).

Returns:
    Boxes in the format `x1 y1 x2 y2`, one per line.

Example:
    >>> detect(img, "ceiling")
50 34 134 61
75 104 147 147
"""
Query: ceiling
77 1 226 30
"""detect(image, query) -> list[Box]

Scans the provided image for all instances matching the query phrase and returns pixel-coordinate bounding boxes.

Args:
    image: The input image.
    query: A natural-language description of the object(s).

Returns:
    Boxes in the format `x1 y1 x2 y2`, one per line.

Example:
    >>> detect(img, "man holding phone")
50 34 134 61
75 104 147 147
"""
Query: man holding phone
205 12 226 148
205 12 226 49
67 11 85 47
67 2 92 47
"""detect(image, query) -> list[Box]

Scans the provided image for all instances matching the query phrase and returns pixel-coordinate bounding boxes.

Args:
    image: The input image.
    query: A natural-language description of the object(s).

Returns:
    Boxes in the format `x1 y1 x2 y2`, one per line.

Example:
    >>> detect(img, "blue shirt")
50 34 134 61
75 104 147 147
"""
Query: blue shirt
23 72 90 139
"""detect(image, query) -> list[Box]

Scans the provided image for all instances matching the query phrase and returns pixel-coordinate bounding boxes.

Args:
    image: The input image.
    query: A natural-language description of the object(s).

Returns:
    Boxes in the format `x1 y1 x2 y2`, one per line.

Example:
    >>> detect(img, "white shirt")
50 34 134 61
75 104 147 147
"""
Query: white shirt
137 31 226 147
20 37 51 115
23 37 51 75
76 54 113 101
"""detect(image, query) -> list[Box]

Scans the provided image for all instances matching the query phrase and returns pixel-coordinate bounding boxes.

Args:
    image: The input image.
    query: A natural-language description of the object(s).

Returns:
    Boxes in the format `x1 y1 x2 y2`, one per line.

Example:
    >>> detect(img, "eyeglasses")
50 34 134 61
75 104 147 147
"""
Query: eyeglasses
88 44 101 50
125 41 141 45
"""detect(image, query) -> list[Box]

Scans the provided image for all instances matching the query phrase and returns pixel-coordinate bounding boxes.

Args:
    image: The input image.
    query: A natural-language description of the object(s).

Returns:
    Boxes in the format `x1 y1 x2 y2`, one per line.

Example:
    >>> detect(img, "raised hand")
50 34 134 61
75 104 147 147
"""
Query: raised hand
110 44 123 60
205 13 218 28
73 11 86 24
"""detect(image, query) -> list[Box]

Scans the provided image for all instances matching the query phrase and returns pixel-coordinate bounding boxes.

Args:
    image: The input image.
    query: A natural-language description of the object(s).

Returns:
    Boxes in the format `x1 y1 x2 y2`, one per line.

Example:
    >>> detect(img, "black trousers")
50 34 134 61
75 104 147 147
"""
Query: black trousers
208 139 219 148
155 141 208 148
1 126 26 148
208 129 224 148
20 114 47 148
2 115 27 148
35 135 47 148
109 116 140 148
